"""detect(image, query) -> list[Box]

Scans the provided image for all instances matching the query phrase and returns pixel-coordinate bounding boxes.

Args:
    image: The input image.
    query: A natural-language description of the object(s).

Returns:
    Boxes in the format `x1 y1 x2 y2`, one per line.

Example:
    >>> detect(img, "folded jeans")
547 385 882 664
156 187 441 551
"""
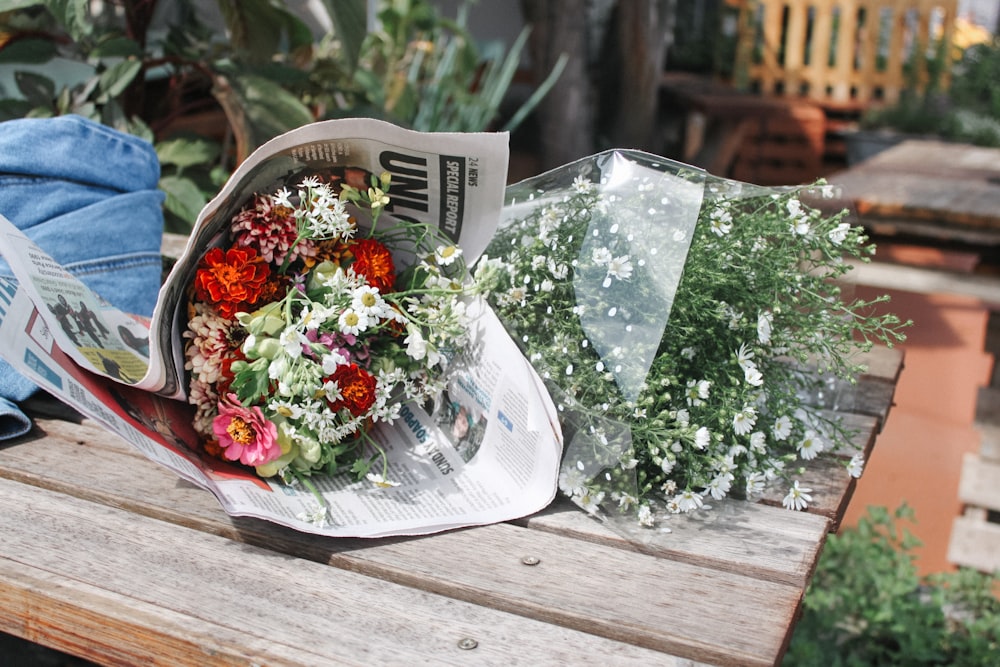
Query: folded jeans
0 115 165 438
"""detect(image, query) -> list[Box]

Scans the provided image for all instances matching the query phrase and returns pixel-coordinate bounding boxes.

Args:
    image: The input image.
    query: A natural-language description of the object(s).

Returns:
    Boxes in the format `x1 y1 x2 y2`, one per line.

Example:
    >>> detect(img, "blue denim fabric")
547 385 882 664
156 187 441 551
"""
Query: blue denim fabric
0 115 165 438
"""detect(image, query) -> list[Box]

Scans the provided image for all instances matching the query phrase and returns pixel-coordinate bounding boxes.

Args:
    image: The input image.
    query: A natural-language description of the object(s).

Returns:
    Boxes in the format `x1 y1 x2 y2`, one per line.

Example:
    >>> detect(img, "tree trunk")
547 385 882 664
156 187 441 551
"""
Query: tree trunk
520 0 595 171
602 0 675 151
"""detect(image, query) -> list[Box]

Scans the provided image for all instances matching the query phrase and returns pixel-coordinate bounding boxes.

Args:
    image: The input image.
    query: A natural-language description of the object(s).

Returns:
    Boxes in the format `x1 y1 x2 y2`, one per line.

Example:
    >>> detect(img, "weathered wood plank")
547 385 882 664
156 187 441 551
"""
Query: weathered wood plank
521 496 829 588
956 452 1000 511
0 428 798 666
3 415 842 587
947 514 1000 574
829 140 1000 232
0 478 707 667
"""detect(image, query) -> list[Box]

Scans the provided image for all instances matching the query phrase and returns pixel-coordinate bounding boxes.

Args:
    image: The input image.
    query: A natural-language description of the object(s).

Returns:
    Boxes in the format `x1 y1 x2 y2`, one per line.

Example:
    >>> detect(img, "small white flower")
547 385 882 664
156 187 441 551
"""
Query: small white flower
606 255 633 281
733 406 757 435
352 285 389 319
745 472 767 498
709 207 733 236
577 488 606 515
773 415 792 440
705 474 732 500
572 175 594 194
757 310 774 345
744 365 764 387
782 481 812 511
637 504 655 527
685 379 711 406
797 429 824 460
559 465 588 496
591 247 612 265
847 453 865 478
675 489 704 513
694 426 710 450
338 308 370 336
828 222 851 245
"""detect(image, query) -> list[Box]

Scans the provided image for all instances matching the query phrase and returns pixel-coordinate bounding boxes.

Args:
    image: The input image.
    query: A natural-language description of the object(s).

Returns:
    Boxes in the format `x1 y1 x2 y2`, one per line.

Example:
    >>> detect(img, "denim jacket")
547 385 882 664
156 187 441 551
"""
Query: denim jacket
0 115 165 438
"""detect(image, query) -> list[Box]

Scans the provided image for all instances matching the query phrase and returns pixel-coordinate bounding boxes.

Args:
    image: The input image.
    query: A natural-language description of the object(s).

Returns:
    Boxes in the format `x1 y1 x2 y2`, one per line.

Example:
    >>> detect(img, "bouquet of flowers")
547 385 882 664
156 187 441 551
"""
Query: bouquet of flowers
480 150 909 524
183 170 478 490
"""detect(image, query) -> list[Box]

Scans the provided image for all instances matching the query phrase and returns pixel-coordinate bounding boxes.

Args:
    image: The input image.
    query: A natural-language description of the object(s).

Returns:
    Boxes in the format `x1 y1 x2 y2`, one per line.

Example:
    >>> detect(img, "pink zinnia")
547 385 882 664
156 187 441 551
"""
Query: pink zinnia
212 393 280 467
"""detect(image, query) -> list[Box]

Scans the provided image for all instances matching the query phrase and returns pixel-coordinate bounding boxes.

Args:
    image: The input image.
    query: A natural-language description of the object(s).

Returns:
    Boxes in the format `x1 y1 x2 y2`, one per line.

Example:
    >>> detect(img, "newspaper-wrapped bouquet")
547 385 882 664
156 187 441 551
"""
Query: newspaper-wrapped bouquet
184 171 478 489
0 119 575 538
481 151 909 524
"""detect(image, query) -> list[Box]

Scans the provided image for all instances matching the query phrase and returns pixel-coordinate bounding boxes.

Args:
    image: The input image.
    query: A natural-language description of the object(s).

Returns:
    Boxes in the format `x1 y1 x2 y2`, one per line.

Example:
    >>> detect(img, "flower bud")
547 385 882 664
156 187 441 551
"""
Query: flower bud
239 301 286 337
255 443 299 477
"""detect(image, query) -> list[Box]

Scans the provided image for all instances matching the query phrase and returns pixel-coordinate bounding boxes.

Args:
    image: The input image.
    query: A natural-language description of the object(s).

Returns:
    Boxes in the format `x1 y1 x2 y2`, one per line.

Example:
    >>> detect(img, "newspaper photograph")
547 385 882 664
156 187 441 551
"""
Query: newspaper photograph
0 119 563 538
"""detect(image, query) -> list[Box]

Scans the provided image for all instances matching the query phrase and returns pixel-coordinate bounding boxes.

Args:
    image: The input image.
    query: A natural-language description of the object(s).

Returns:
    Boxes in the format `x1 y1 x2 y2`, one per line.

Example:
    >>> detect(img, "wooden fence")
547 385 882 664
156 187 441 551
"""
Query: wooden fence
734 0 959 109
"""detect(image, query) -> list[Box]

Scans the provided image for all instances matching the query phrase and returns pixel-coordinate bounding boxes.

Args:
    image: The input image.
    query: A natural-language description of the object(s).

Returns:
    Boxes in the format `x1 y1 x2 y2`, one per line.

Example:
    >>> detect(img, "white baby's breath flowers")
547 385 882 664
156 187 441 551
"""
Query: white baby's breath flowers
483 158 908 524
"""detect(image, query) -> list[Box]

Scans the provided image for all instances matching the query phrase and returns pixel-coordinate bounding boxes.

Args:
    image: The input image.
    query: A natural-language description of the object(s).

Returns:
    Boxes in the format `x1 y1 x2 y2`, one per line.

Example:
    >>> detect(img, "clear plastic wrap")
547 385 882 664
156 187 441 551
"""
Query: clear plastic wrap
482 150 907 525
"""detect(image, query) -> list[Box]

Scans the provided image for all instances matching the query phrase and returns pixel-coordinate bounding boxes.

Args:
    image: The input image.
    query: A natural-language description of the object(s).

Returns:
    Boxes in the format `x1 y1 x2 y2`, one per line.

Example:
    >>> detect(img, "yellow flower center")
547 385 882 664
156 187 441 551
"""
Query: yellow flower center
344 312 360 326
226 417 255 445
361 292 377 307
440 246 456 258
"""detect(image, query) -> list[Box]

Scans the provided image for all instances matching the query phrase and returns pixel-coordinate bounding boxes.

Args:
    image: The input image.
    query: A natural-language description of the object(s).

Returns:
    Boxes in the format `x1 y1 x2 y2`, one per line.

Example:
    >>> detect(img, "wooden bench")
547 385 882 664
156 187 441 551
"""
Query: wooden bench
0 341 902 666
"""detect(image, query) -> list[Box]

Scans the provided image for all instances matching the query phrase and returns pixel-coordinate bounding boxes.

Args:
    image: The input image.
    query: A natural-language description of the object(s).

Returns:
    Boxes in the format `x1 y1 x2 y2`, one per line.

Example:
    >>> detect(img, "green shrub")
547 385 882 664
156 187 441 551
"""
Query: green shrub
784 505 1000 666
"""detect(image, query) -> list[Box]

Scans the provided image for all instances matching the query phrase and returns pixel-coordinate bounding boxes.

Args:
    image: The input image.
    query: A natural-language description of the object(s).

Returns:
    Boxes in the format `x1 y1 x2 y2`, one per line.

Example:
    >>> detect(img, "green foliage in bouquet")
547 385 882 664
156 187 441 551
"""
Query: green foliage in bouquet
481 152 909 522
784 505 1000 666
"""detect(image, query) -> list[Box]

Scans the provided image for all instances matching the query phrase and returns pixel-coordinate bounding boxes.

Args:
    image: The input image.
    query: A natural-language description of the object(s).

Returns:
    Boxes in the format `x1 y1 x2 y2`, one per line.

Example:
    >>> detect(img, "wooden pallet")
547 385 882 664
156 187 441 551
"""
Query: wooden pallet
948 446 1000 573
948 336 1000 573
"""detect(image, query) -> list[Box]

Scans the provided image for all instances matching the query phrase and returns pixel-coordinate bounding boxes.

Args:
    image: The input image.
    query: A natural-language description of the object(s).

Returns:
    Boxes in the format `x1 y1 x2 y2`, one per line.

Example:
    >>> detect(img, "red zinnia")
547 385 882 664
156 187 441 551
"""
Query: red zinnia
349 238 396 293
194 246 271 319
327 363 377 417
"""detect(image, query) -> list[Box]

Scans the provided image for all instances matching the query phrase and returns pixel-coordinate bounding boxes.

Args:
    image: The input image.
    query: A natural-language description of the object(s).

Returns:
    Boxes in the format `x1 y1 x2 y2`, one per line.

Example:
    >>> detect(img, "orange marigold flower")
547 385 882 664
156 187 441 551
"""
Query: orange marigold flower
350 238 396 293
327 363 377 418
194 246 271 319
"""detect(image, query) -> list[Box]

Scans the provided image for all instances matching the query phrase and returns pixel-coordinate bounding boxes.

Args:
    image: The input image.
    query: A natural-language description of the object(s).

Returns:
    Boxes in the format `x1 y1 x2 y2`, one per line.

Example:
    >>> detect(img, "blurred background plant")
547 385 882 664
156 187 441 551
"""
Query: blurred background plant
783 504 1000 666
0 0 562 232
859 22 1000 149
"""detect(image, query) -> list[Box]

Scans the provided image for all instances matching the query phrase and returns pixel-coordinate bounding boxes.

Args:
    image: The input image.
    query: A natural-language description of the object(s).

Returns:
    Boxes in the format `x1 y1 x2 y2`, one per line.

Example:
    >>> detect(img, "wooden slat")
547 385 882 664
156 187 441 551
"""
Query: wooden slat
0 401 882 571
956 452 1000 511
829 140 1000 234
735 0 957 107
522 496 830 588
0 424 800 666
0 479 689 667
947 514 1000 574
0 342 902 666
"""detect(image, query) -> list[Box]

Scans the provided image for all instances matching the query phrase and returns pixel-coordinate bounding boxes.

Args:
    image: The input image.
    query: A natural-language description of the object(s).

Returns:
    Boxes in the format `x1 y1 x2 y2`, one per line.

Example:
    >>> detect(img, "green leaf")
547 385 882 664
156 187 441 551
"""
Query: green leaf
213 70 314 160
0 37 57 65
156 137 220 169
38 0 93 42
97 59 142 99
0 1 50 12
14 70 55 107
216 0 314 63
322 0 368 73
90 35 143 59
159 174 208 229
0 98 34 121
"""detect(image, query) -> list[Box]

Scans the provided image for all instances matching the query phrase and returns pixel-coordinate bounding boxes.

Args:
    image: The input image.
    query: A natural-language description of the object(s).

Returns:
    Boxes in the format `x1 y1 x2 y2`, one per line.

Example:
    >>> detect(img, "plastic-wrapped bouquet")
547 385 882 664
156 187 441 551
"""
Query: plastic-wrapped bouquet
184 171 477 487
481 150 908 524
